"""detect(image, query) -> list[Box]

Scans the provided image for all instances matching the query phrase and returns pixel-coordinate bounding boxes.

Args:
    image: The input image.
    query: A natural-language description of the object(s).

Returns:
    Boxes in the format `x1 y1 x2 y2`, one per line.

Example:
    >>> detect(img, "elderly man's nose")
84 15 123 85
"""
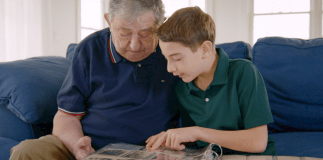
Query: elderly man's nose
130 35 141 51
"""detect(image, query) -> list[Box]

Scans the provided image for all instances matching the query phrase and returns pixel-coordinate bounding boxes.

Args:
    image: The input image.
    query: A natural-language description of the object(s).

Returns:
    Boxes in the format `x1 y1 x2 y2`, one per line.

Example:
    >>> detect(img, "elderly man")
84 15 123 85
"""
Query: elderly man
10 0 179 159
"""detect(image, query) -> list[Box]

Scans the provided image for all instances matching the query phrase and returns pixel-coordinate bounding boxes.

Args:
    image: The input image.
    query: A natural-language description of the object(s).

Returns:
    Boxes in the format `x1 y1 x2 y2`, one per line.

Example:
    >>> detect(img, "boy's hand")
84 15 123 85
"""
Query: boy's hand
72 136 95 160
146 127 199 151
146 131 166 150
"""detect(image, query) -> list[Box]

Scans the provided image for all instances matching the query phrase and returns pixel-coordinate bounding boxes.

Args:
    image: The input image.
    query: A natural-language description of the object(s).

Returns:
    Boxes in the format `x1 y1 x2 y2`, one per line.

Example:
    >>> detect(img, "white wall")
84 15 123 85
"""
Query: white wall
210 0 252 45
46 0 253 57
49 0 78 57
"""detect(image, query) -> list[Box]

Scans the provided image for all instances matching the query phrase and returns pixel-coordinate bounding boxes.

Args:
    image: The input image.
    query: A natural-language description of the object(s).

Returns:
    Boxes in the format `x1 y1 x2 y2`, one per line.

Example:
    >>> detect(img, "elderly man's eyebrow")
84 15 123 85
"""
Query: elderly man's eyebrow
120 27 155 32
140 27 156 32
120 27 131 31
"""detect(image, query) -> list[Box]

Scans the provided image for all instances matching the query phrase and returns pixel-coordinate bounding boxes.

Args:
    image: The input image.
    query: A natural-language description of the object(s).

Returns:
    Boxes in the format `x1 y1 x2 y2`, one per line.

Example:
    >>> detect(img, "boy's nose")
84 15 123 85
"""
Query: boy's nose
167 62 176 73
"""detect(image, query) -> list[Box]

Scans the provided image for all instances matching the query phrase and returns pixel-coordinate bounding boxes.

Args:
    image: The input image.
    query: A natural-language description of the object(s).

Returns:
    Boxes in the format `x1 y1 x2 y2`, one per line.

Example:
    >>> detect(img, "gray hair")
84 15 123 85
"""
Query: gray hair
108 0 165 25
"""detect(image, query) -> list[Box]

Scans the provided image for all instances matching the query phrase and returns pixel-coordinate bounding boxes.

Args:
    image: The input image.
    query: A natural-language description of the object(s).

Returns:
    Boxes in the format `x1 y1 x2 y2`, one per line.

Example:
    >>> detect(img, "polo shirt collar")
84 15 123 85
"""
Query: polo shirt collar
187 47 229 93
109 34 158 65
137 46 159 65
210 47 229 86
109 34 122 63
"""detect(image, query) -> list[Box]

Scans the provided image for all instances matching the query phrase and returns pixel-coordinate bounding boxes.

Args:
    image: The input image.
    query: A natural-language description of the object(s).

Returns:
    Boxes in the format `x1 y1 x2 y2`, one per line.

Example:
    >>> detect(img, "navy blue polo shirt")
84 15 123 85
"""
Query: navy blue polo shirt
57 28 179 150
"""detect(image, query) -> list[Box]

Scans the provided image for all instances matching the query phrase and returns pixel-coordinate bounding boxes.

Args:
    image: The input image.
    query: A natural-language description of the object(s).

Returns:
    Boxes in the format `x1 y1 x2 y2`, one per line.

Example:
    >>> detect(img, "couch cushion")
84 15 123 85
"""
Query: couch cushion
0 137 19 160
0 56 71 124
66 43 77 60
252 37 323 133
270 132 323 158
0 100 34 141
217 41 252 60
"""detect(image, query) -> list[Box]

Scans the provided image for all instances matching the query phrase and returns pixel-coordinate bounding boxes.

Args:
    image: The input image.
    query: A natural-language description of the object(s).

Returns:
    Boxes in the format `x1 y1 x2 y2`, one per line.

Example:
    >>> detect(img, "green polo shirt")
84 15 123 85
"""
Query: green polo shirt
177 48 276 155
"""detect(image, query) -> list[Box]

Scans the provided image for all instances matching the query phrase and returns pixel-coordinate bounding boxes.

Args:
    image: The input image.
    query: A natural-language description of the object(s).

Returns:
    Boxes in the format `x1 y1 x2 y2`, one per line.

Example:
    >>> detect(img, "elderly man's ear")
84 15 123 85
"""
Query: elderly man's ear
104 13 111 26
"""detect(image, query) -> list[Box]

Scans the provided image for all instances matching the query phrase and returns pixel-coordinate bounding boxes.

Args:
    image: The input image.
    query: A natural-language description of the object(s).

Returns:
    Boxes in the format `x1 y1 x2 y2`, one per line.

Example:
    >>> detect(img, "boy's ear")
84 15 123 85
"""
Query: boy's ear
201 41 213 59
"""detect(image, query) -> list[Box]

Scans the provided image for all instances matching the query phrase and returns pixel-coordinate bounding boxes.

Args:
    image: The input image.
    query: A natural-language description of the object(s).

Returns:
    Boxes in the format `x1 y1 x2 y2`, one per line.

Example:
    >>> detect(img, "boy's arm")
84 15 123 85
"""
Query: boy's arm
196 125 268 153
52 110 95 159
146 125 268 153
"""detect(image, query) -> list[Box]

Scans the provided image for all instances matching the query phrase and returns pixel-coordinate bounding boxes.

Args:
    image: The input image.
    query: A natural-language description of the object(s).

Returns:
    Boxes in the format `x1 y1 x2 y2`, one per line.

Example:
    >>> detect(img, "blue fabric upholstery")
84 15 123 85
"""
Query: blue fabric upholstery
0 101 34 141
66 43 78 60
0 137 19 160
217 41 252 61
0 57 71 124
252 37 323 133
270 132 323 158
1 41 322 158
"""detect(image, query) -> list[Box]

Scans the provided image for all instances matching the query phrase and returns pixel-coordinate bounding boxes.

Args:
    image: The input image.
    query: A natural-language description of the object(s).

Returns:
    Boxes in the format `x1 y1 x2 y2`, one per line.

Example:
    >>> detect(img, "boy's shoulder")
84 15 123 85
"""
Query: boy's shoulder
228 59 257 74
229 58 253 67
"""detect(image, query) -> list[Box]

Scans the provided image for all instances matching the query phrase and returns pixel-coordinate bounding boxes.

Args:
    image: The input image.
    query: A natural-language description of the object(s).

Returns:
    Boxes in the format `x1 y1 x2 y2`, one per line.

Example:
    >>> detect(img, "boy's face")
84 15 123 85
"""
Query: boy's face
159 40 204 83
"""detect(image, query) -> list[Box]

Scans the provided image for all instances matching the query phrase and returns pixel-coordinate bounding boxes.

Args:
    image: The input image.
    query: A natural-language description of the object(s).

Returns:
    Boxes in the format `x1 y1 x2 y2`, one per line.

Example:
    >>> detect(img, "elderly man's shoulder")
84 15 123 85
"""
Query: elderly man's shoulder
77 28 111 49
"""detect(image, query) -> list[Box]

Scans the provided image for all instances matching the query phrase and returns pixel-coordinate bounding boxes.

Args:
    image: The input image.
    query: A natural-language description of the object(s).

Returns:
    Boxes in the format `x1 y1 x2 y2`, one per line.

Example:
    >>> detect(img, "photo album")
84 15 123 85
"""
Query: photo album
83 142 222 160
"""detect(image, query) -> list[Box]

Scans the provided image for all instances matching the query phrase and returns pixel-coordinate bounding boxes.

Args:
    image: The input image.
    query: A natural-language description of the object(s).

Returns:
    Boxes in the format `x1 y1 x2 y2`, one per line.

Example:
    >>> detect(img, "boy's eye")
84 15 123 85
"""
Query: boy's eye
173 58 181 61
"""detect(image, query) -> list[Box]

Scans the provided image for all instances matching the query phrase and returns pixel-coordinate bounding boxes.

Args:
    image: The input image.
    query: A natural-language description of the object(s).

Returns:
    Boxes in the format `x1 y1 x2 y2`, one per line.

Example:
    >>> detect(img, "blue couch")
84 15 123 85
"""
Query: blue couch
0 38 322 159
252 37 323 158
0 55 73 159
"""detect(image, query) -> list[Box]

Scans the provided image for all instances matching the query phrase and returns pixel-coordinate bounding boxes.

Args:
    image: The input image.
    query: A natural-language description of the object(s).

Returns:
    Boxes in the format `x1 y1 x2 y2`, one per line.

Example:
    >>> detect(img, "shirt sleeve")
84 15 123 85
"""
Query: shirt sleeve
237 62 274 129
57 45 90 115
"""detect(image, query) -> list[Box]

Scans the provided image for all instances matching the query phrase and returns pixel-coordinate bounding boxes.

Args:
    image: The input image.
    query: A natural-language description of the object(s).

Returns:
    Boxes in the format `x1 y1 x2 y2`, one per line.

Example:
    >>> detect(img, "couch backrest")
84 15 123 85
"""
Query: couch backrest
252 37 323 133
0 56 71 141
0 100 34 141
217 41 252 61
67 41 253 61
66 43 78 60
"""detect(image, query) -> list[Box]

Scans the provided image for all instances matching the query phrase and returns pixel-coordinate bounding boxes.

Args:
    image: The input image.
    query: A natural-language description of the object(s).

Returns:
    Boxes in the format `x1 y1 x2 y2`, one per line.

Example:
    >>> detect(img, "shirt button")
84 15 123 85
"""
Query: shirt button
138 64 141 67
205 98 209 102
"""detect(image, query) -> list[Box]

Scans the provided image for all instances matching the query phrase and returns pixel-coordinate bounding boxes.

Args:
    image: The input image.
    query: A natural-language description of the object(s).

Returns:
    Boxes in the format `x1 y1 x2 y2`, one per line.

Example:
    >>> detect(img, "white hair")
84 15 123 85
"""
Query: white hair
108 0 165 25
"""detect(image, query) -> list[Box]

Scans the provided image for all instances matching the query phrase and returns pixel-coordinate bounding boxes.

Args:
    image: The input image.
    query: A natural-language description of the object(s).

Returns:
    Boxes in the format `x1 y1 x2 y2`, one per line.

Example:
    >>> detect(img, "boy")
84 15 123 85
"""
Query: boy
146 7 276 155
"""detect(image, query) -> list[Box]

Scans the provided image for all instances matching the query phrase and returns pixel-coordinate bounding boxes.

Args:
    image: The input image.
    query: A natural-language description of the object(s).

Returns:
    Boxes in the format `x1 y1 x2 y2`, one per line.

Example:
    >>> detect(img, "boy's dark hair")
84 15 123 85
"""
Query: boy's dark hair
157 6 216 52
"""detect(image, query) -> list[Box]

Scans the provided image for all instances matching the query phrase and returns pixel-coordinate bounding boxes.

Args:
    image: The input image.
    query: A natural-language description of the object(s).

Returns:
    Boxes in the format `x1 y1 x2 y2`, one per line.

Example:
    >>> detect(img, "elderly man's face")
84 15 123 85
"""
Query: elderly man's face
107 11 159 62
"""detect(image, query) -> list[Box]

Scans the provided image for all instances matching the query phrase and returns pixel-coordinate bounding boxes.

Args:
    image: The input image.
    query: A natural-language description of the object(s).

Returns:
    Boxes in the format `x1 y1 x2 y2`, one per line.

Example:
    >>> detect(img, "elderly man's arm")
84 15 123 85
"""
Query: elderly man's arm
52 110 95 160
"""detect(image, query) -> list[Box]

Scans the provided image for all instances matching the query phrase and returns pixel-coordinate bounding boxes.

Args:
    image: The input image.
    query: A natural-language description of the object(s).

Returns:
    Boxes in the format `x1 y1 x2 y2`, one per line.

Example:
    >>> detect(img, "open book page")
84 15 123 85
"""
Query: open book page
83 142 221 160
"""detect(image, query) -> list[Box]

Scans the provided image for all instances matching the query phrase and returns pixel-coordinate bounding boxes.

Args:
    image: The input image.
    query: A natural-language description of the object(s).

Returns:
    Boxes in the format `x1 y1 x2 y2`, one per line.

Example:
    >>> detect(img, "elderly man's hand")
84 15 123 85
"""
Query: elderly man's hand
73 136 95 160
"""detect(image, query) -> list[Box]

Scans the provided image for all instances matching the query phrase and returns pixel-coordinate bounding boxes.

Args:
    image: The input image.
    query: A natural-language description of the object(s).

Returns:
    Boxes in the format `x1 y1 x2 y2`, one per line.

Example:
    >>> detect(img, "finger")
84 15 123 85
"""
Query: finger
78 136 91 148
174 137 185 150
150 134 165 150
146 136 152 143
146 132 165 148
165 132 172 148
173 138 185 151
179 144 185 150
171 134 176 149
151 133 167 150
173 137 180 150
83 136 92 144
146 135 159 148
79 136 94 154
